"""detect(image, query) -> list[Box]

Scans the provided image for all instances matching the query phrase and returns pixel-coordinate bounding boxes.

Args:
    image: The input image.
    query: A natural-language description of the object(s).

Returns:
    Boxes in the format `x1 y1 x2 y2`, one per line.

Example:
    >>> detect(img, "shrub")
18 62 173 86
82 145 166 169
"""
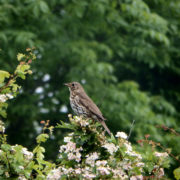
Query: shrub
0 51 176 179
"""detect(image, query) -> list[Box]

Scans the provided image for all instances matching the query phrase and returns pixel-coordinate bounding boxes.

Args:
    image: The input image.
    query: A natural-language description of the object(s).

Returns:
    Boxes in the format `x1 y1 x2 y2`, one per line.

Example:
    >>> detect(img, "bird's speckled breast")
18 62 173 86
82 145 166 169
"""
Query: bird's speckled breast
70 95 88 117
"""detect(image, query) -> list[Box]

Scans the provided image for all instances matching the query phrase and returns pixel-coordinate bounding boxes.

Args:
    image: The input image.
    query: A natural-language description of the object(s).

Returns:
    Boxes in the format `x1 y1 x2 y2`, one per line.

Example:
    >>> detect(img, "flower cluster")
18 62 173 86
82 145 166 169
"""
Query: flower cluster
11 145 33 161
115 131 128 139
102 143 118 155
0 94 13 103
59 134 82 162
47 168 61 180
154 152 168 158
21 147 33 160
0 120 5 133
71 115 89 127
86 152 99 165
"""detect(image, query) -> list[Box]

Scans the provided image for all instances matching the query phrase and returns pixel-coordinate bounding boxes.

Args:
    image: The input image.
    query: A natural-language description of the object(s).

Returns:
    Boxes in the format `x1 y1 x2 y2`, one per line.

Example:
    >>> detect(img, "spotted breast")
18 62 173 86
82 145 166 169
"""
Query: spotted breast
70 95 88 117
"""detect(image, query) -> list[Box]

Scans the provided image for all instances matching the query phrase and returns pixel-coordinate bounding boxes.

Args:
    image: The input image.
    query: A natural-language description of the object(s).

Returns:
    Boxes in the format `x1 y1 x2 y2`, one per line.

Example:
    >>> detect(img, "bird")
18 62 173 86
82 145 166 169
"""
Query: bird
64 82 111 135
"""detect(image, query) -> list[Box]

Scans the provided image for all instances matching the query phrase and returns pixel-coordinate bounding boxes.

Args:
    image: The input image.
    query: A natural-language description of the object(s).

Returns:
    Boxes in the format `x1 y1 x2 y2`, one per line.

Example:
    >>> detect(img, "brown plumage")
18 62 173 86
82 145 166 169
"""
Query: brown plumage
64 82 111 135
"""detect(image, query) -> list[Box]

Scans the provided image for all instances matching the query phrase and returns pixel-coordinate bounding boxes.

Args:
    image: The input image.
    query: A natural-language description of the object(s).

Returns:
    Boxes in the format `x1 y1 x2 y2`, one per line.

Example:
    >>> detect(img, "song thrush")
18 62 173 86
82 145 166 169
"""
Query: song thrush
64 82 111 135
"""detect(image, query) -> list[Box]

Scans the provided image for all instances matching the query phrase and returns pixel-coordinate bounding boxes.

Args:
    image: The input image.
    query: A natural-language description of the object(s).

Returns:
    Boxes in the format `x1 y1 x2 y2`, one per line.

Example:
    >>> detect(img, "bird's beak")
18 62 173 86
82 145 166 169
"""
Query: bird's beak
64 83 70 87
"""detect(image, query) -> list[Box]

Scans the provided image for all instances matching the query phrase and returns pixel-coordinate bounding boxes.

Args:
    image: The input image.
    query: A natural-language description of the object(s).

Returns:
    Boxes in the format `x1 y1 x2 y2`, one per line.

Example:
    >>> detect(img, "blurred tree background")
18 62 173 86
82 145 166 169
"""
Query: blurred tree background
0 0 179 177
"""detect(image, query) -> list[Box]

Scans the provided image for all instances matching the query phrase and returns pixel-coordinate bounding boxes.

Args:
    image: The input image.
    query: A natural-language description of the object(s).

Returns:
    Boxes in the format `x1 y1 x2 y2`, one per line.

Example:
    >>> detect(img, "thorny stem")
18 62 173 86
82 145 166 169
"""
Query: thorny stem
138 139 180 163
0 52 33 94
156 142 180 163
0 74 17 93
156 125 180 136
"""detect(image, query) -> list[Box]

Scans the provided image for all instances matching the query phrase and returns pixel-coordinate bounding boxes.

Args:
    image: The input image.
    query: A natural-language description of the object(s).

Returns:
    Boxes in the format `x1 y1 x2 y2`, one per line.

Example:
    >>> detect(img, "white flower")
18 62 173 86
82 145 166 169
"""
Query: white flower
68 153 76 161
74 116 89 127
75 152 81 162
96 160 107 166
0 94 7 102
126 151 142 159
103 143 118 155
112 169 128 179
61 167 73 174
18 175 27 180
59 142 82 162
59 145 66 153
0 120 5 133
157 168 164 178
19 166 24 170
79 120 89 127
47 168 61 180
75 168 81 174
130 175 143 180
86 152 99 165
22 148 33 160
61 167 67 174
154 152 168 158
83 172 96 179
67 151 81 162
97 166 110 175
124 143 132 152
122 162 132 170
75 116 81 122
0 94 13 103
124 143 142 159
136 162 144 167
135 153 142 159
64 136 72 143
6 93 13 99
0 126 5 133
66 142 76 152
68 132 74 136
116 132 128 139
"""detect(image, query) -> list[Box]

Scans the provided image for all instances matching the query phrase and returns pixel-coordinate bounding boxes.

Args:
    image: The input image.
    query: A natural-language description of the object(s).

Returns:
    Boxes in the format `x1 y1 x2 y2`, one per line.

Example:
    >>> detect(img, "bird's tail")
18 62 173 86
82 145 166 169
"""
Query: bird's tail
100 121 111 136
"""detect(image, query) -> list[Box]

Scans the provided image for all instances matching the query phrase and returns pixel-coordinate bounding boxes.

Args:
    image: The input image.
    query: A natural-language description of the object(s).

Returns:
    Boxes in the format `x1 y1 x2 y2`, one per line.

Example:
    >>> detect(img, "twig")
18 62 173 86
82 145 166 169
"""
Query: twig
127 119 135 140
157 142 180 163
156 125 180 136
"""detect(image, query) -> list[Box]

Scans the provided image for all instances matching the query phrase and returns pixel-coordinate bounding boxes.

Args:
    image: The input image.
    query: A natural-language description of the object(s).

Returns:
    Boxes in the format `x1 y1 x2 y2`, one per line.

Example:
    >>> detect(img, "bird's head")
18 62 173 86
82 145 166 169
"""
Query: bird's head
64 82 83 93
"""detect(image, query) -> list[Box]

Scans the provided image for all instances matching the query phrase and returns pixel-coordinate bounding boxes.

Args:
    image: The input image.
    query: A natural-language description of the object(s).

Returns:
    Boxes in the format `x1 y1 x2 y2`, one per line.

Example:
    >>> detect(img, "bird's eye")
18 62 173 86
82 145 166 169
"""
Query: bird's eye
72 83 75 87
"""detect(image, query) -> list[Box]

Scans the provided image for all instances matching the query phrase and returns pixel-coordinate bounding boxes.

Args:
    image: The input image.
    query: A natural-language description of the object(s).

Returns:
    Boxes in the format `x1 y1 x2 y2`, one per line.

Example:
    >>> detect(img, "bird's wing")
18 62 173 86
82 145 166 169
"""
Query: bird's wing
78 92 105 121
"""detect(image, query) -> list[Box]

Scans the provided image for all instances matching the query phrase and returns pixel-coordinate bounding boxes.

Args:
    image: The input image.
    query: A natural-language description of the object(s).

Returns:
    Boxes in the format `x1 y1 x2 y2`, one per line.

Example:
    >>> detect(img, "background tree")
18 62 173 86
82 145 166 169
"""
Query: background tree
0 0 179 177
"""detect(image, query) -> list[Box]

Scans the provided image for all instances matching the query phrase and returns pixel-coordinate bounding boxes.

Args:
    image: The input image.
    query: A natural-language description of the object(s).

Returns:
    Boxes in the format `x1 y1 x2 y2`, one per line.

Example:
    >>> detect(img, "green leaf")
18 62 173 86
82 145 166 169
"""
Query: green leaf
15 70 26 79
56 120 76 130
107 134 117 144
0 32 7 44
0 165 4 175
0 70 10 83
18 64 30 72
17 53 25 61
15 64 30 79
1 144 11 151
11 84 20 92
36 133 49 143
34 146 45 160
39 1 49 13
174 168 180 180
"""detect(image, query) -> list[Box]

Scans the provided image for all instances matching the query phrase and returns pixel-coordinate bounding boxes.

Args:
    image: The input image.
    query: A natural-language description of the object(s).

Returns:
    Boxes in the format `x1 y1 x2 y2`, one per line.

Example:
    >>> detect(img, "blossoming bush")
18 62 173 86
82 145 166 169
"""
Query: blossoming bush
0 116 173 179
49 115 170 180
0 51 177 179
